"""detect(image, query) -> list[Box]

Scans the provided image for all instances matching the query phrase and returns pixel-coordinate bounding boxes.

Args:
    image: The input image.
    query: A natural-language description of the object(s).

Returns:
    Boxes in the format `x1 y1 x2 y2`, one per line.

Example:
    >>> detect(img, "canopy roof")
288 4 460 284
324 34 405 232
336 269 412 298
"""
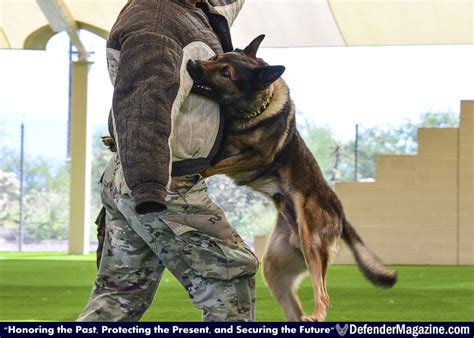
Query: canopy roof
1 0 473 51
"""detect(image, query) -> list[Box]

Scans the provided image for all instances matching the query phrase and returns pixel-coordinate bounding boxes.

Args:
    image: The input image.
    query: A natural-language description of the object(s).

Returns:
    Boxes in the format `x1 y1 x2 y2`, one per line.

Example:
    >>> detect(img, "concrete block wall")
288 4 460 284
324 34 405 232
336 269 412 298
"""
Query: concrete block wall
334 100 473 265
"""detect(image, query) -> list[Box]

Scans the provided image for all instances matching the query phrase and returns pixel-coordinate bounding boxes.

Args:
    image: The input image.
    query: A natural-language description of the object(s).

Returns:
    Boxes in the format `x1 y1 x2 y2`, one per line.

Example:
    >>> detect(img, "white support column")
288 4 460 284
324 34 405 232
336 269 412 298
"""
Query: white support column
68 60 91 255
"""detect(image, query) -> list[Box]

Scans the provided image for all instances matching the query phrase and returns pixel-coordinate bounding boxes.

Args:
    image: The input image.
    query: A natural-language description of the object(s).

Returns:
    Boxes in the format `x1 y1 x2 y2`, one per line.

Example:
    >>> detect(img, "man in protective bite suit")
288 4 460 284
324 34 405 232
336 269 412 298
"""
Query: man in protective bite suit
77 0 258 322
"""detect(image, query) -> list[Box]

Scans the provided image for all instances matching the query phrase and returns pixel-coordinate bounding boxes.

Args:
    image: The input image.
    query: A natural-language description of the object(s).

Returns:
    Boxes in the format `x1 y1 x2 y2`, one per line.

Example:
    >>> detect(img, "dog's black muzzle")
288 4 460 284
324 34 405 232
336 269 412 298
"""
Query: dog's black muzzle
187 60 214 98
187 60 202 79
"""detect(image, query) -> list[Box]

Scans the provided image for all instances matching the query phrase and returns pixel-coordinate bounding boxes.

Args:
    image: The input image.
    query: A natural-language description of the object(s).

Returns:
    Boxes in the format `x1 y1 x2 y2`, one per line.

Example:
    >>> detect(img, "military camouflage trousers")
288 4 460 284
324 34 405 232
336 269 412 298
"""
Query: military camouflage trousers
77 154 258 322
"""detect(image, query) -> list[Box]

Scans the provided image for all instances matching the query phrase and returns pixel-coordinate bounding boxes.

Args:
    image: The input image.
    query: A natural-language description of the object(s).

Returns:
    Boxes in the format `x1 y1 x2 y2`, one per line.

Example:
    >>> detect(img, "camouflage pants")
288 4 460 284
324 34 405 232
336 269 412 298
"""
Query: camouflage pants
77 154 258 322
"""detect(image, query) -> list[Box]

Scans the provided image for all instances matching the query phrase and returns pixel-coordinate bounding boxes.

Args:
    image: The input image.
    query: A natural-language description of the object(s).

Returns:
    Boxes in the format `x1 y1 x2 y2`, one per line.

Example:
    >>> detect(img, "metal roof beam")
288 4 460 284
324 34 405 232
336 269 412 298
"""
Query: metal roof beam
36 0 88 60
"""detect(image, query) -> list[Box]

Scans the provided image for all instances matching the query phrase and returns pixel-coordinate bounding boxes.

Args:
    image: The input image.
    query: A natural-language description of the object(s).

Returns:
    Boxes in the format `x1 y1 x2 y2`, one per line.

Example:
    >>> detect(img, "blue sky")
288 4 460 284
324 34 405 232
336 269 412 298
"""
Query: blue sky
0 31 473 162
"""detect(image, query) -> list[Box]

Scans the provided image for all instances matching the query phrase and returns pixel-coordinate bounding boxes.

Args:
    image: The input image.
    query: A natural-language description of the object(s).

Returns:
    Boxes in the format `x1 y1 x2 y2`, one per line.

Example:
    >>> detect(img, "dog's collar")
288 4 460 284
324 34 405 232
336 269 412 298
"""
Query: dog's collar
243 96 272 119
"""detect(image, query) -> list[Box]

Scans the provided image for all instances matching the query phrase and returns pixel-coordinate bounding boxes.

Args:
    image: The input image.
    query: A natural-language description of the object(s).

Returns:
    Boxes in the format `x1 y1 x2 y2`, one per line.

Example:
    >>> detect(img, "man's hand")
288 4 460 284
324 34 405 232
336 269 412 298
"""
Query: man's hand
101 136 117 152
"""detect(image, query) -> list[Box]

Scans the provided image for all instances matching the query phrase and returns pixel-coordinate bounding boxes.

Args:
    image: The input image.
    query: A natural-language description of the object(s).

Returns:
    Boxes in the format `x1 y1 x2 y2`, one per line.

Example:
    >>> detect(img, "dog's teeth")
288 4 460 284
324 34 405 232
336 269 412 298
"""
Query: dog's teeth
194 83 212 92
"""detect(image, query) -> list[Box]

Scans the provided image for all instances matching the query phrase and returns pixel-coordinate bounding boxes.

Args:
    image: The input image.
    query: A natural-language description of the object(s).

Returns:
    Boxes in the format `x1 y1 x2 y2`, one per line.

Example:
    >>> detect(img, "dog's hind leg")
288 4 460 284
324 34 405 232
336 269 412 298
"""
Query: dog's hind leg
263 215 307 321
295 195 338 322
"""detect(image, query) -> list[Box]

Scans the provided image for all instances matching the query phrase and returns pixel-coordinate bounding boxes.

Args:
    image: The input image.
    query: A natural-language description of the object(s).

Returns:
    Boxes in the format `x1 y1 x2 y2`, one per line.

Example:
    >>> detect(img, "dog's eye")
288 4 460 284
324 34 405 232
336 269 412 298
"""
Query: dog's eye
220 68 230 78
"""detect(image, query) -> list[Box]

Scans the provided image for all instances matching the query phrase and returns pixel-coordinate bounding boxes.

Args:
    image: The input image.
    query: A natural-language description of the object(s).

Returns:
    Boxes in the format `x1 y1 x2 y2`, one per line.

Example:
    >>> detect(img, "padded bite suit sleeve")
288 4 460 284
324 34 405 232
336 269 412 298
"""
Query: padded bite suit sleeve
111 32 184 214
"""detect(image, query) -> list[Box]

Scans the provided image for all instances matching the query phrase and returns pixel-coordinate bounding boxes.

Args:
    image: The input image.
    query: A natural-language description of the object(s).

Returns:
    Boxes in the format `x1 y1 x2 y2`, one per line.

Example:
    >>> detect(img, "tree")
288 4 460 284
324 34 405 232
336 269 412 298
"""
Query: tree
0 111 460 245
0 170 19 228
0 119 71 240
23 181 69 240
299 122 335 182
339 111 459 180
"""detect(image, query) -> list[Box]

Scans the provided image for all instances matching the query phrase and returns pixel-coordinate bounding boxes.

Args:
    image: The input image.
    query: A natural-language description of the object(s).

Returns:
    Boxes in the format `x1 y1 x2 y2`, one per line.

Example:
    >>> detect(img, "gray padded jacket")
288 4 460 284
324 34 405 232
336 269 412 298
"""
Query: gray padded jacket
106 0 244 213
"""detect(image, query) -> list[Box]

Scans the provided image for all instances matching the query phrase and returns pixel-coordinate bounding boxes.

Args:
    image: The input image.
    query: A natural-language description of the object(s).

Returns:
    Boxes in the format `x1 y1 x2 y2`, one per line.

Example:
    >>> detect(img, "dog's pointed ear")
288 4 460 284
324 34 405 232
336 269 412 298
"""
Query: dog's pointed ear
254 65 285 90
244 34 265 58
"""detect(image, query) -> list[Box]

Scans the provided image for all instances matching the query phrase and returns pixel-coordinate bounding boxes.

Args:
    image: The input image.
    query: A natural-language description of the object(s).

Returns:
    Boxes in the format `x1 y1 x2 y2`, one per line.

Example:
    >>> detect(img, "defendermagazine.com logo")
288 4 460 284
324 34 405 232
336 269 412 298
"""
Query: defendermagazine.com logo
336 324 349 336
335 323 470 337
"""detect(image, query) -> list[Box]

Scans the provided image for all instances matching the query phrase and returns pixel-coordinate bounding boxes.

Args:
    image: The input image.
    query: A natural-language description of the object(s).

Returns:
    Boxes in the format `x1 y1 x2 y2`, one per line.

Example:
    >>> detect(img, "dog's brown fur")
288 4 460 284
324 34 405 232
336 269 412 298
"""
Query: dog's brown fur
99 36 397 321
187 35 397 321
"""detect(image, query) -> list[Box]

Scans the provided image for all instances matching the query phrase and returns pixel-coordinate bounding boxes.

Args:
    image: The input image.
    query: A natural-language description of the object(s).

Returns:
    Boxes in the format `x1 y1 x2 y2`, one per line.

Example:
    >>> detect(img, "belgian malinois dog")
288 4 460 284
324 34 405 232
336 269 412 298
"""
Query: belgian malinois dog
186 35 397 321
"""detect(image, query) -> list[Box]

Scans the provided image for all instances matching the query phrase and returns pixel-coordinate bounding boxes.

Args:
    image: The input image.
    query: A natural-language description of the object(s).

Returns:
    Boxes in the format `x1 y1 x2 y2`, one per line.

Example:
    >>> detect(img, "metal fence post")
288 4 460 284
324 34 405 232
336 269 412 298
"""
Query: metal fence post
19 122 25 252
354 124 359 181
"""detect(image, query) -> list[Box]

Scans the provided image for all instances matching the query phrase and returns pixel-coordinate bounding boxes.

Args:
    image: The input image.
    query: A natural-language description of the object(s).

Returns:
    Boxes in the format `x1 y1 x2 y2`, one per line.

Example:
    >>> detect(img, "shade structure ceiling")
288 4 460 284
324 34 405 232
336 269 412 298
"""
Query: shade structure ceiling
0 0 473 51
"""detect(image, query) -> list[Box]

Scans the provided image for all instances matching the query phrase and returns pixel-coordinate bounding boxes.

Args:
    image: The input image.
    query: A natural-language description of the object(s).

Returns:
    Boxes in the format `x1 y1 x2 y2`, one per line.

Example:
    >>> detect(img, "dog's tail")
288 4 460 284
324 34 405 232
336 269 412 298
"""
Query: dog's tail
342 219 397 288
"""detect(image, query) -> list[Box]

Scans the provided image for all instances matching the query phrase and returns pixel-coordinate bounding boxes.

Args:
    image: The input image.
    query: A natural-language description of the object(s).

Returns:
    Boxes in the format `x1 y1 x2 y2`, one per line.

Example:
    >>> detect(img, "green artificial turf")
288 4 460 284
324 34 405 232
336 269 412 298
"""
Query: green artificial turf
0 252 473 322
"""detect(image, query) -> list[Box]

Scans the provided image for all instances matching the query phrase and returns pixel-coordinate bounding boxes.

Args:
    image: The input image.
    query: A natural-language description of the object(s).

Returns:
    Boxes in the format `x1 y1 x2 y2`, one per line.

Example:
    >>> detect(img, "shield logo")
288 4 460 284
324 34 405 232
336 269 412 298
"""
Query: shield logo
336 323 349 336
